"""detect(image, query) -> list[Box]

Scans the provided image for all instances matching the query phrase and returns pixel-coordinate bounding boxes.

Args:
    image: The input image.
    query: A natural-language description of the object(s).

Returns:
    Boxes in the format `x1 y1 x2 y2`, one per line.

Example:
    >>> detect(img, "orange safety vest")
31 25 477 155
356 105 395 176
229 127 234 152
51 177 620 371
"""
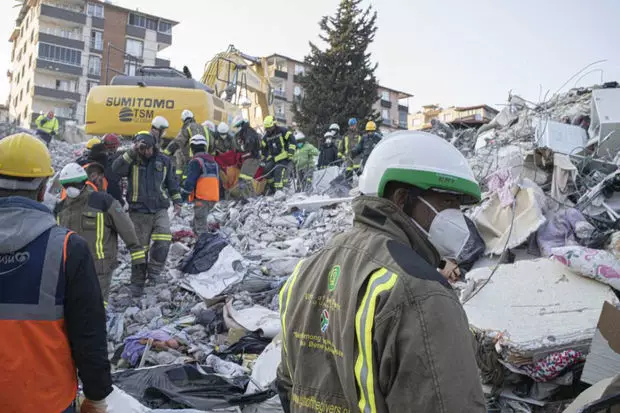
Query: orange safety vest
60 180 99 201
189 156 220 202
0 227 78 412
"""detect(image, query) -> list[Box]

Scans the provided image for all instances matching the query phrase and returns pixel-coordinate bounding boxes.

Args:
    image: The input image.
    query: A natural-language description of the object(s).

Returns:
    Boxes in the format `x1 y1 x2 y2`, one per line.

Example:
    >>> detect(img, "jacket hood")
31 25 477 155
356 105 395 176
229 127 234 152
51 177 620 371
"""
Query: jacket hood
0 196 57 253
353 195 440 267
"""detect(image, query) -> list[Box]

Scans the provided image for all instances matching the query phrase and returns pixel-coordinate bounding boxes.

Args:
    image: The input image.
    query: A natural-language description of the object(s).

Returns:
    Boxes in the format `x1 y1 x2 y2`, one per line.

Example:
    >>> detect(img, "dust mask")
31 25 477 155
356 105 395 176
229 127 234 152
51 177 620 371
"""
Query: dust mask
65 187 82 198
412 196 470 260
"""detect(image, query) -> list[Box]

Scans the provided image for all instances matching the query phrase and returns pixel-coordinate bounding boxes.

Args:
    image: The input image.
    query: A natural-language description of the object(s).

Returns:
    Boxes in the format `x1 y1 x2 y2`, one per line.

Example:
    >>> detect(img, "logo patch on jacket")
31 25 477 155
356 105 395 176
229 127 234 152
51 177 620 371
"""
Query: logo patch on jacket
0 252 31 275
320 309 330 333
155 161 164 171
328 265 341 292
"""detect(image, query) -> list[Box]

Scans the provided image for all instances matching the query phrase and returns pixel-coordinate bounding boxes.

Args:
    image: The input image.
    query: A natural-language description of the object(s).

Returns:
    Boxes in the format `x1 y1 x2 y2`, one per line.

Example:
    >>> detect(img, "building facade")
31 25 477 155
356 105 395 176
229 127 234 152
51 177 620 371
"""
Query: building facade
409 104 499 131
265 54 412 133
7 0 177 130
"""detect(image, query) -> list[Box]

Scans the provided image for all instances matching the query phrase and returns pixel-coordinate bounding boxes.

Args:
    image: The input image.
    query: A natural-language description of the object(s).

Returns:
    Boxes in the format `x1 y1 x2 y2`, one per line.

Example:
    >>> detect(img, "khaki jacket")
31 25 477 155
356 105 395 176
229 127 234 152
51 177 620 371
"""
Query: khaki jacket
167 121 212 174
56 187 146 273
277 196 485 413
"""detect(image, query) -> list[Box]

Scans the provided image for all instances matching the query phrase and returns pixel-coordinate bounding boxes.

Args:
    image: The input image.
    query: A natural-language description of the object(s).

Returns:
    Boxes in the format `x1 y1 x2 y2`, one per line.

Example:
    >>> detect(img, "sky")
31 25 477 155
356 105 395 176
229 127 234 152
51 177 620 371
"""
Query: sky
1 0 620 112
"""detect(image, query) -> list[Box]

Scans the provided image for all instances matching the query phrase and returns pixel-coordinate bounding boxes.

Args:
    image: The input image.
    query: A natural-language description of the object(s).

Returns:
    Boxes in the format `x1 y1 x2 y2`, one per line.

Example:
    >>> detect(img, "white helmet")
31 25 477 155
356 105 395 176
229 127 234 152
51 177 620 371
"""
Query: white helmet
181 109 194 122
358 131 481 204
189 135 208 146
324 130 335 138
217 122 230 135
152 115 169 129
329 123 340 133
294 131 306 141
202 120 216 133
59 162 87 185
232 115 245 129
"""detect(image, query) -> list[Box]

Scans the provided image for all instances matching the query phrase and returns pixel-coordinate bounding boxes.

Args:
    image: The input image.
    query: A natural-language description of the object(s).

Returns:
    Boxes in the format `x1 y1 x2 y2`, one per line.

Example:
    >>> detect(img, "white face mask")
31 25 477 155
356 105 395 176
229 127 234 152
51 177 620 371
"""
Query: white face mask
65 186 82 198
413 196 470 260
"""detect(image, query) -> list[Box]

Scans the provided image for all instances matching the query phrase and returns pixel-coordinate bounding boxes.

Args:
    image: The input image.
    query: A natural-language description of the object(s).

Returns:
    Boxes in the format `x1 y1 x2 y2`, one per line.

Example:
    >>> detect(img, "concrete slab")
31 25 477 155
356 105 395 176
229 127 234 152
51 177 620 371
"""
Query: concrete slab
287 195 354 212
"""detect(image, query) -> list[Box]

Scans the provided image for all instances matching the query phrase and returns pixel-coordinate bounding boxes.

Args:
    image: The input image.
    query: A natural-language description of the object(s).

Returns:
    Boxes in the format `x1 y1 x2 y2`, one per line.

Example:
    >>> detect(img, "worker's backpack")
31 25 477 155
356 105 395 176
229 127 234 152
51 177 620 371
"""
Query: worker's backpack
190 155 220 202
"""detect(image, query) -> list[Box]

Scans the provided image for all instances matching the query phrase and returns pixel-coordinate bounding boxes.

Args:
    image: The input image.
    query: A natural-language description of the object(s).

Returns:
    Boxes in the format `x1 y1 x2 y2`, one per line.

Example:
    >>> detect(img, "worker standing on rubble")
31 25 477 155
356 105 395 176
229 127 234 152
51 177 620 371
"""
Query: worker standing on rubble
0 133 112 413
261 115 297 193
328 123 341 144
151 116 170 149
317 131 339 169
55 163 146 300
352 120 382 169
101 133 125 206
34 110 59 146
277 131 486 413
76 137 102 164
112 131 182 296
292 132 319 190
181 135 220 235
339 118 362 179
164 109 212 180
233 116 262 197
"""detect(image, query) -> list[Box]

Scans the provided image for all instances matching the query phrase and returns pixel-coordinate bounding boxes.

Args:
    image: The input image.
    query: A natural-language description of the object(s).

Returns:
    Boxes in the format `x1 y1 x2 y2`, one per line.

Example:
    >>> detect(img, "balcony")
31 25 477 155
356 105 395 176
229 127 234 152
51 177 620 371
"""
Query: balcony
126 25 146 39
34 86 80 102
155 58 170 67
40 3 86 25
90 38 103 51
39 27 84 50
36 58 83 76
398 104 409 113
274 89 287 100
157 32 172 45
92 17 104 30
380 99 392 109
273 69 288 80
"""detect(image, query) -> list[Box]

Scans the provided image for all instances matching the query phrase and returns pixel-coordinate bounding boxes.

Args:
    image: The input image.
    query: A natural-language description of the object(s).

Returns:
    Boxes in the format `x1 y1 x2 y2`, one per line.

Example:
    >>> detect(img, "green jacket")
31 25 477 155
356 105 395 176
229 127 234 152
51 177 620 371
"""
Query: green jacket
293 143 319 170
55 187 145 273
165 121 213 175
277 196 485 413
35 115 59 135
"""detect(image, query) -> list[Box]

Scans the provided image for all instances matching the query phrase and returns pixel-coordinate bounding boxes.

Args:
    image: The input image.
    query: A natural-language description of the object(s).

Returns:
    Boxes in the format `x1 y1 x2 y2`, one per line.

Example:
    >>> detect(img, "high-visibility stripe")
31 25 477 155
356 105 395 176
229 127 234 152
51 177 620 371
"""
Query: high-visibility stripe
151 234 172 241
131 249 146 259
161 166 168 199
123 151 133 163
95 212 105 260
278 260 304 378
131 165 139 203
355 268 398 413
171 193 181 200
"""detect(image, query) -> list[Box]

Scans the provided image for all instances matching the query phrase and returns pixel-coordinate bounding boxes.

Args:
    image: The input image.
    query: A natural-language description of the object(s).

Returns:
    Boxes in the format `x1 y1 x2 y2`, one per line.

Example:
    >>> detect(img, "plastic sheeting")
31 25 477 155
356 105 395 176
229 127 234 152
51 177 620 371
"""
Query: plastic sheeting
181 245 244 300
225 299 281 338
180 233 228 275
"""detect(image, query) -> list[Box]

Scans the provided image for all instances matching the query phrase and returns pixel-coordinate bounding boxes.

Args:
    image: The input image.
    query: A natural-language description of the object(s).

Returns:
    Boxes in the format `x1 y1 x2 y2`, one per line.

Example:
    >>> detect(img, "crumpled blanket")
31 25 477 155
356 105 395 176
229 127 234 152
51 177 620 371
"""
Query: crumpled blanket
536 208 595 257
551 246 620 290
521 350 585 382
122 329 173 367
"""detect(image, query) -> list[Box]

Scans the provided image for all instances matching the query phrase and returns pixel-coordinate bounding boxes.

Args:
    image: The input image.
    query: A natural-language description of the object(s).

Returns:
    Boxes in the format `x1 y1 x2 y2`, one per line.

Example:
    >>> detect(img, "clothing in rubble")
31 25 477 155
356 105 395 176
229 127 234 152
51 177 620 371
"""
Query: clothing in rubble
55 185 145 299
181 152 220 235
261 126 297 191
276 196 486 413
165 119 213 178
0 196 112 412
317 140 339 169
112 143 181 289
338 130 362 177
293 141 319 188
34 113 59 145
352 131 382 168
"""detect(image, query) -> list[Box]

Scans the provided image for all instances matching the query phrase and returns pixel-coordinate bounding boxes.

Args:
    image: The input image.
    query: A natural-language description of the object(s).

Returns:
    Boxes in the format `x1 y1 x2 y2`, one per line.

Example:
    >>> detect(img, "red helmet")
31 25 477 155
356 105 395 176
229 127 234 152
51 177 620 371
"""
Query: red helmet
102 133 121 150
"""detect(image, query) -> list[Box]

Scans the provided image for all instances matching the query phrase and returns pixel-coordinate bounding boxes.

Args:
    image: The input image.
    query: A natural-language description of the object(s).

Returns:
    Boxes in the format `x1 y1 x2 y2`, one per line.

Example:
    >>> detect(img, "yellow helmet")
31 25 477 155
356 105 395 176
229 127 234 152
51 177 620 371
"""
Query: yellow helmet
0 133 54 178
263 115 275 129
86 137 101 149
365 121 377 131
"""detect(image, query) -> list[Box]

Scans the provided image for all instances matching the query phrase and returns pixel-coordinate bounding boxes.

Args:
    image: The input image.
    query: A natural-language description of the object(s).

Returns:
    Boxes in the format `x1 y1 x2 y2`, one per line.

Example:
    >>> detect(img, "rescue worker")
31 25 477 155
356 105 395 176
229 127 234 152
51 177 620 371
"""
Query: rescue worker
292 132 318 190
180 135 220 235
55 163 146 300
317 131 339 169
165 110 212 180
151 116 170 149
276 131 486 413
339 118 362 179
112 131 182 296
213 122 237 154
233 116 262 197
351 120 382 169
261 115 296 194
328 122 341 143
0 133 112 413
203 120 216 136
102 133 121 155
34 110 59 146
76 137 102 164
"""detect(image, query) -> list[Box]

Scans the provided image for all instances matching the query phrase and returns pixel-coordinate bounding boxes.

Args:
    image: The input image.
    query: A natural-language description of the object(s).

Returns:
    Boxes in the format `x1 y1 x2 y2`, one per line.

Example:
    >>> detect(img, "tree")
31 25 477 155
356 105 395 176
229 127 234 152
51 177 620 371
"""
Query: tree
293 0 379 139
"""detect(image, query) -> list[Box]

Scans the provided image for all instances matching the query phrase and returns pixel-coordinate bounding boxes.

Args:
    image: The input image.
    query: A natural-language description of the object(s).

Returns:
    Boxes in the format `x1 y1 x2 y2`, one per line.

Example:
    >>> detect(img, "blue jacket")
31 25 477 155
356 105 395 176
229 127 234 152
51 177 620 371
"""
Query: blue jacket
181 152 219 202
112 148 181 213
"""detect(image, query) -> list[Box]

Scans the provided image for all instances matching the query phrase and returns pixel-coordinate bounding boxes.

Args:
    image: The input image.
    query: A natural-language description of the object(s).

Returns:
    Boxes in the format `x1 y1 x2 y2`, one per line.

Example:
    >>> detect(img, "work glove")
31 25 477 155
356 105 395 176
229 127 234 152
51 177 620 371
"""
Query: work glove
80 398 107 413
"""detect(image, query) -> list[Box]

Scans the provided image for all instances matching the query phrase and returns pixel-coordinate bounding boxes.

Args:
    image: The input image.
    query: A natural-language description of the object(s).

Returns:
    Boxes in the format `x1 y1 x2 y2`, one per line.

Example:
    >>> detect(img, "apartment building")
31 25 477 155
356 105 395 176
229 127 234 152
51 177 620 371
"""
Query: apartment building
409 104 499 131
7 0 177 130
265 54 412 133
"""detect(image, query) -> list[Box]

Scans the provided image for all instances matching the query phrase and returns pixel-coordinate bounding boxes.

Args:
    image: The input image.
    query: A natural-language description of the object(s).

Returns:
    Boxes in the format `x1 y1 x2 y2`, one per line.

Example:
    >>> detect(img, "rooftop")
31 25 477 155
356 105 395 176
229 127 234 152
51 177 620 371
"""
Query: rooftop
94 0 179 25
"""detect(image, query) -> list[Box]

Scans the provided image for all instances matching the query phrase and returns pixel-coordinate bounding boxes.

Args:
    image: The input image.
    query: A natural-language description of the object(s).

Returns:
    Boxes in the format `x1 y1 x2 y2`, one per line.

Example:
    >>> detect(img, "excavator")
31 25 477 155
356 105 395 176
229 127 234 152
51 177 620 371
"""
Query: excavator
85 45 274 137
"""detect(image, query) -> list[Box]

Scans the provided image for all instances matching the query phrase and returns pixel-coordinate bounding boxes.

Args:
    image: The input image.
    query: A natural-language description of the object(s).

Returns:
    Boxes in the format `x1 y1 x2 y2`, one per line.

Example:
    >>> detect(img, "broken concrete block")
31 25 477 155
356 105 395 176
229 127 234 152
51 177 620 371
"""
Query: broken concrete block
534 118 588 155
588 88 620 161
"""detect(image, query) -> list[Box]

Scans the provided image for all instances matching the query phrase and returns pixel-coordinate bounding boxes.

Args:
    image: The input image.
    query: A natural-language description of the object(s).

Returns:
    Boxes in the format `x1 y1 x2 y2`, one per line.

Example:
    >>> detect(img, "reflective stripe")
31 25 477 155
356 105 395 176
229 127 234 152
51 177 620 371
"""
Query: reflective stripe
151 234 172 241
0 226 67 320
176 169 183 175
131 249 146 260
278 260 304 377
131 165 139 203
355 269 398 413
95 212 105 259
123 151 133 163
239 173 253 180
171 193 181 201
274 136 288 162
161 166 168 199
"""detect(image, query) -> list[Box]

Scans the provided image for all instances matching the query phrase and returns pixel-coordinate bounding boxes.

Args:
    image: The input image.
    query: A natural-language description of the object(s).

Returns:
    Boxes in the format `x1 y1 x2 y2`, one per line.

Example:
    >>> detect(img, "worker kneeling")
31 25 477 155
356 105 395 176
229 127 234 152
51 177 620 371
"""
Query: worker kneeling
55 163 146 300
181 135 220 235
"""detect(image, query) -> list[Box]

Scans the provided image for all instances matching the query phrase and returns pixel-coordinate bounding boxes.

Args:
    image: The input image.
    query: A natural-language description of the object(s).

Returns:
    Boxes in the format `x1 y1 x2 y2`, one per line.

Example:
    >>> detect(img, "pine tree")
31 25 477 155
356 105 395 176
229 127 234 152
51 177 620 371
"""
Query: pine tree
293 0 379 139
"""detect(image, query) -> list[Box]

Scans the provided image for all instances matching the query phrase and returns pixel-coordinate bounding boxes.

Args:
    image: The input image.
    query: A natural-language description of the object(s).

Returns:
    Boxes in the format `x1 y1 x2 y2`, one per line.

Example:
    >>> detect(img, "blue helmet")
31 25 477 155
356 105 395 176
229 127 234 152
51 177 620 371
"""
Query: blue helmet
348 118 357 126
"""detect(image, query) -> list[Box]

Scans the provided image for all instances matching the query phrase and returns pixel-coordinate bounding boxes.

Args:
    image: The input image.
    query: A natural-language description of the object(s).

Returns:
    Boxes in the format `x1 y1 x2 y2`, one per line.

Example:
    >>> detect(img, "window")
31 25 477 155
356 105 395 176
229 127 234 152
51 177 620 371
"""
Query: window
381 90 390 101
294 64 305 75
56 79 76 92
88 55 101 76
91 30 103 49
20 90 23 102
128 13 146 28
87 3 104 18
158 21 172 34
125 38 143 58
124 60 137 76
87 80 99 94
23 106 28 120
442 113 452 122
38 43 82 66
26 80 30 93
29 54 32 68
146 18 158 31
382 109 389 121
275 104 285 116
30 30 34 43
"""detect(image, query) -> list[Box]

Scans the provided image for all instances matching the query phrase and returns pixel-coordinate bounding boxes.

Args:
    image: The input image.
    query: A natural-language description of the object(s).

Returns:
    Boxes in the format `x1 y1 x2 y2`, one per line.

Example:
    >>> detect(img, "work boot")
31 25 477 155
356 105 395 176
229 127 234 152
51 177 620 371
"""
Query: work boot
128 283 144 297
